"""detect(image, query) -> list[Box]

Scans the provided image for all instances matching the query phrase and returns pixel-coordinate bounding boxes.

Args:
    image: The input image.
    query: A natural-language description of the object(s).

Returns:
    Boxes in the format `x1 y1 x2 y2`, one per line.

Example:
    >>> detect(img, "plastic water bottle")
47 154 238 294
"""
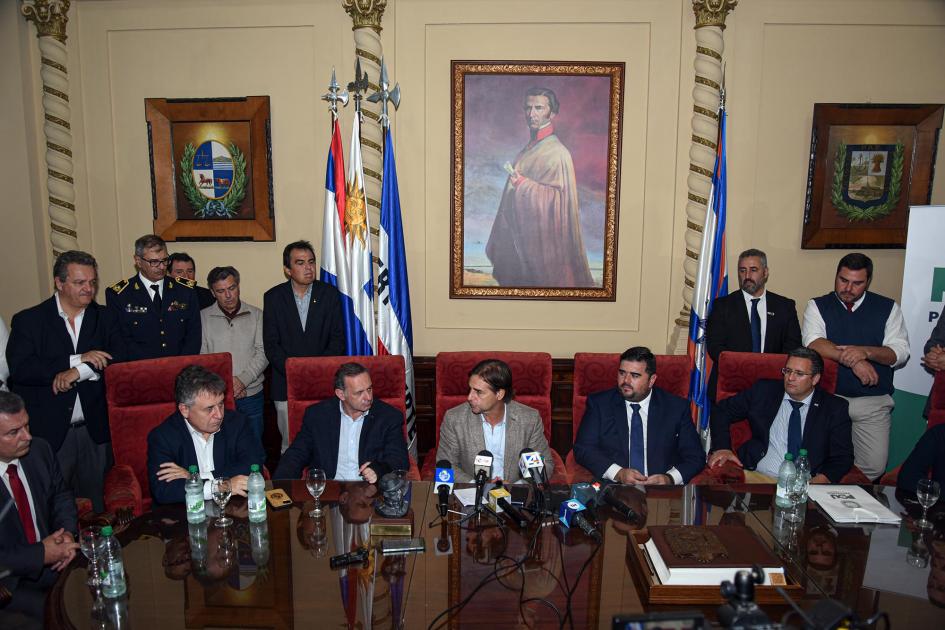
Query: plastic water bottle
248 464 267 523
795 449 811 503
775 452 797 509
99 525 127 598
185 465 206 523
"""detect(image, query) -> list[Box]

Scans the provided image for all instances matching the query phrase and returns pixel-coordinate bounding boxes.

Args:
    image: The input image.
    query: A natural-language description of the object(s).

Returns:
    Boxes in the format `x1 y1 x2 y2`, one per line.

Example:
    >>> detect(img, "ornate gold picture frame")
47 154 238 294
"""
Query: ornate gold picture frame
450 61 624 300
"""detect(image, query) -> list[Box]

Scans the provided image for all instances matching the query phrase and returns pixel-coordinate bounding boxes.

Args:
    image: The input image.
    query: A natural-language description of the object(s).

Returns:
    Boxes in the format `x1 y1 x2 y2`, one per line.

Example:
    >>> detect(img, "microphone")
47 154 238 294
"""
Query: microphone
434 459 454 518
601 485 638 522
473 450 493 508
558 499 602 543
497 496 529 528
518 448 546 512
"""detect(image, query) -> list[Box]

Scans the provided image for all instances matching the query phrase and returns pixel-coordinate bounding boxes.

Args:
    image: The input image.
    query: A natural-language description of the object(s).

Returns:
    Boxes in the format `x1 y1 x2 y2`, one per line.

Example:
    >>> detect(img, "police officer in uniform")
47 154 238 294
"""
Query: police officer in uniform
105 234 201 360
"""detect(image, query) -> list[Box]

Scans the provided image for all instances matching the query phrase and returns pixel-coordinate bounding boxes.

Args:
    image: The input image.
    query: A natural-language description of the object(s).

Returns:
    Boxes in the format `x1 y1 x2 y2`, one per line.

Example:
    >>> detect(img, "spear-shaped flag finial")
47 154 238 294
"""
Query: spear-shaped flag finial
367 57 400 128
321 67 349 117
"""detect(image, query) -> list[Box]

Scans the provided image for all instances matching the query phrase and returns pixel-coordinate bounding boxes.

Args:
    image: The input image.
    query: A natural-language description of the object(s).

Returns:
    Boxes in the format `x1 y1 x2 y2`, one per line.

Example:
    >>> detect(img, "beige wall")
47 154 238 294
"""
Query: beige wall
3 0 943 357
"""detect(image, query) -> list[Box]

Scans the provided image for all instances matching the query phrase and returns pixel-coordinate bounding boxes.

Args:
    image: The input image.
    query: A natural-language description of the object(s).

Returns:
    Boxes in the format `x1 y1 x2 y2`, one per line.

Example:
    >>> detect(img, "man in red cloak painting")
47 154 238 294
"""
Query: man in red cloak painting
485 87 594 288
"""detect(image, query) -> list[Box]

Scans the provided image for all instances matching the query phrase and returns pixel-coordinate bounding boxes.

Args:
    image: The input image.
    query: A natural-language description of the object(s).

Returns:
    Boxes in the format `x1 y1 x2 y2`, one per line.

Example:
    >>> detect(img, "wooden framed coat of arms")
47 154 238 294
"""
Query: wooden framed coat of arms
145 96 275 241
802 103 943 249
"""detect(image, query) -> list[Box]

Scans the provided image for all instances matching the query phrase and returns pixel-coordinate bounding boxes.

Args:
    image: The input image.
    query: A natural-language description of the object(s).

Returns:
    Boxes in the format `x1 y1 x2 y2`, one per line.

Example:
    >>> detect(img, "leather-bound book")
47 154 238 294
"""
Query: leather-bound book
643 525 785 586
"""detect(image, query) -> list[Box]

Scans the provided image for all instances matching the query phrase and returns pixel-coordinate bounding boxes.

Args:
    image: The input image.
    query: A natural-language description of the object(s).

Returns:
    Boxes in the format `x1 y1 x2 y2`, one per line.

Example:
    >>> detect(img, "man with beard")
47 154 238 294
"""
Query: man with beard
803 253 909 480
573 346 705 484
485 87 594 288
705 248 801 400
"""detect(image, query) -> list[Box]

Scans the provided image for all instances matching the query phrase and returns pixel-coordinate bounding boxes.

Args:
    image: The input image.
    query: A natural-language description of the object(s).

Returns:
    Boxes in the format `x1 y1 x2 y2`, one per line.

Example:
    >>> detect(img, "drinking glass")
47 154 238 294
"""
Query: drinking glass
211 477 233 527
306 468 327 517
916 479 941 530
784 475 807 524
79 526 102 588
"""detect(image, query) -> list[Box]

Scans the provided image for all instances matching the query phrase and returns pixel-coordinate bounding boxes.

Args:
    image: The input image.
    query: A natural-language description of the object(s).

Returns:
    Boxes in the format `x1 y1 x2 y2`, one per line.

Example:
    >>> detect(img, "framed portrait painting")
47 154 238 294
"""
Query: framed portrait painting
450 61 625 300
802 103 943 249
145 96 275 241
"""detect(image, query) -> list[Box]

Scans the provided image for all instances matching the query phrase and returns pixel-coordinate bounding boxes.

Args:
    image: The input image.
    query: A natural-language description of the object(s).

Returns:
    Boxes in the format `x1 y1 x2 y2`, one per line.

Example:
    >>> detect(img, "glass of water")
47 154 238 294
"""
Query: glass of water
211 477 233 527
306 468 327 517
79 525 102 588
784 475 807 523
916 479 940 530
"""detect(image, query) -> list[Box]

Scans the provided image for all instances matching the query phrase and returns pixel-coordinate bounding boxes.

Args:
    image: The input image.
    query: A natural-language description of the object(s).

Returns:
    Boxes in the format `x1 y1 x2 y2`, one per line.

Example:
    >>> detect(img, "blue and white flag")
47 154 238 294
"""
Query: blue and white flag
344 116 375 355
688 105 729 442
319 118 349 306
376 127 418 458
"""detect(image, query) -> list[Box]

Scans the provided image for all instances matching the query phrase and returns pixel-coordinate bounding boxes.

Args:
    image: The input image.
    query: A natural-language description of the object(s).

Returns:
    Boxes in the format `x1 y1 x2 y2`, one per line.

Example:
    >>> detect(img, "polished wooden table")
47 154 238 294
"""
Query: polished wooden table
49 482 945 629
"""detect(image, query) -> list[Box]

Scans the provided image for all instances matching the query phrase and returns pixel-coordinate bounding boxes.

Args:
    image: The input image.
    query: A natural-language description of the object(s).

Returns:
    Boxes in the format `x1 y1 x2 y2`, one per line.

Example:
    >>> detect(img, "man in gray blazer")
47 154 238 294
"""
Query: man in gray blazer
435 358 553 482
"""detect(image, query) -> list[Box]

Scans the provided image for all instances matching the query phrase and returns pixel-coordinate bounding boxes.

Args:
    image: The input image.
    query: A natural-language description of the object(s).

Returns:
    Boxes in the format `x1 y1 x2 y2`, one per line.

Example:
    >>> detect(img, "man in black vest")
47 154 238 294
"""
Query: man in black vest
803 253 910 480
706 248 801 400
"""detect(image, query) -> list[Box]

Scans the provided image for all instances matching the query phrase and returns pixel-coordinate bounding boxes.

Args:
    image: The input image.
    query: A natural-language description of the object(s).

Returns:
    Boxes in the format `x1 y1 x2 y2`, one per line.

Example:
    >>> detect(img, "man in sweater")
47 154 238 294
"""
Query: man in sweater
200 266 268 442
803 253 910 480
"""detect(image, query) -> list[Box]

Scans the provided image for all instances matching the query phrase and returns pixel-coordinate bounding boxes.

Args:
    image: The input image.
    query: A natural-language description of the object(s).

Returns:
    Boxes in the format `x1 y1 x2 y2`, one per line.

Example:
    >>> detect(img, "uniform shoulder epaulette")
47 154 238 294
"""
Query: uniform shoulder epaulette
173 277 197 289
109 279 129 294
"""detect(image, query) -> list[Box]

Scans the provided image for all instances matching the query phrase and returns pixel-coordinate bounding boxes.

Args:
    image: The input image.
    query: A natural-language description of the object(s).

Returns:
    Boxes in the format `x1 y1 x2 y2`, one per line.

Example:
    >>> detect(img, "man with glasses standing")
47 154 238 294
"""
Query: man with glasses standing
106 234 201 361
707 348 854 483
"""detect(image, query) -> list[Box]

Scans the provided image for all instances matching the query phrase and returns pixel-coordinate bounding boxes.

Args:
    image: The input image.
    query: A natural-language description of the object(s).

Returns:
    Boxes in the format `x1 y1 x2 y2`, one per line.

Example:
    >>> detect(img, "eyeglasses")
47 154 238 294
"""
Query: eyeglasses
781 367 813 378
138 256 169 268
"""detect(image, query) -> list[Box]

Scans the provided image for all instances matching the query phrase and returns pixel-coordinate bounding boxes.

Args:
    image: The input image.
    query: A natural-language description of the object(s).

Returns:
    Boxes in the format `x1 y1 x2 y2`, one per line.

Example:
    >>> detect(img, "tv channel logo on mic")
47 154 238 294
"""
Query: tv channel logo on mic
558 498 586 527
436 468 454 485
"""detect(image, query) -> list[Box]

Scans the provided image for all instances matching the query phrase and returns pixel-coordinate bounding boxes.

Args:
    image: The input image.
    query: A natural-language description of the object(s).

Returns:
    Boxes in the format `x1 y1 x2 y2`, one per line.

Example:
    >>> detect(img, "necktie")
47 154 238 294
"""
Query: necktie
151 283 163 314
845 301 854 313
629 403 645 474
787 400 803 459
750 298 762 352
7 464 36 544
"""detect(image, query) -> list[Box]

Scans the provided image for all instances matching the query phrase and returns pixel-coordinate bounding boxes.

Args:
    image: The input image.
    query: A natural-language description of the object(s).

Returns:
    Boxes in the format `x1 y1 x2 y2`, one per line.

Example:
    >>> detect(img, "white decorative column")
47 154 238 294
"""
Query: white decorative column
21 0 78 258
342 0 387 253
668 0 737 354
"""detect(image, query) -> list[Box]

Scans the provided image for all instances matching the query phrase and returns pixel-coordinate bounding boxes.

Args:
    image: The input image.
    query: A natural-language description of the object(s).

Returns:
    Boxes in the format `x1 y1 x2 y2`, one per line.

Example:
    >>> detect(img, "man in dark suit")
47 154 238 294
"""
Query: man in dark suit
167 252 215 310
105 234 201 361
273 363 408 483
708 348 854 483
6 250 124 512
0 392 79 623
263 240 345 452
573 346 705 484
147 365 265 505
706 248 801 400
896 422 945 493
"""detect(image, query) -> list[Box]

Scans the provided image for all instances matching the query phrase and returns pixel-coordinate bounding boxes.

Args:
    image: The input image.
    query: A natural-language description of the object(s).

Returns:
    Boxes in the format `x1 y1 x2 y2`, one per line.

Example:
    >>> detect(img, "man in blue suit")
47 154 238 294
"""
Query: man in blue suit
147 365 265 505
273 363 408 483
573 346 705 484
0 392 79 623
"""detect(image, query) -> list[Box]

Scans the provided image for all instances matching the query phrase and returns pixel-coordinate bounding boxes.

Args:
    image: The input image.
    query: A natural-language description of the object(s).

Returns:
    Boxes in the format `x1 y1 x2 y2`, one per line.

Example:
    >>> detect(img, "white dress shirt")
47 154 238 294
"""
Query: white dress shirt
335 402 365 480
185 420 217 499
755 389 815 478
602 391 684 485
55 293 99 424
801 292 910 367
481 406 507 480
742 289 768 351
139 272 163 301
1 458 42 543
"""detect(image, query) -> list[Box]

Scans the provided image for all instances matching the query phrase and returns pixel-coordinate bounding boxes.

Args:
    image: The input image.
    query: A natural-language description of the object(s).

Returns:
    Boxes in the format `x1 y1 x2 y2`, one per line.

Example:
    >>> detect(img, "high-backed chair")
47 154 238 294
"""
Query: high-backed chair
104 353 235 515
568 353 690 483
285 355 420 480
880 370 945 485
710 351 869 484
420 351 567 484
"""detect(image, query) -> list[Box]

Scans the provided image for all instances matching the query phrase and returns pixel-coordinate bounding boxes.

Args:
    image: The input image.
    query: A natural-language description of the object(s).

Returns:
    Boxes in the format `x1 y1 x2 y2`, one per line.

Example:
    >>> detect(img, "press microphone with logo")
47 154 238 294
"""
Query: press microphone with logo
558 499 602 543
518 448 545 513
488 483 529 528
433 459 454 518
473 450 493 508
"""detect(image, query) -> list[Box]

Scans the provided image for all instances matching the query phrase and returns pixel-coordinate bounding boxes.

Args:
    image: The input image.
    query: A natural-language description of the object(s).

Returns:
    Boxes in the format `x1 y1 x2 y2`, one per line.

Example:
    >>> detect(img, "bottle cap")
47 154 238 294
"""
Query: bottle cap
798 449 808 456
784 452 794 461
250 464 260 472
101 525 113 536
188 465 198 473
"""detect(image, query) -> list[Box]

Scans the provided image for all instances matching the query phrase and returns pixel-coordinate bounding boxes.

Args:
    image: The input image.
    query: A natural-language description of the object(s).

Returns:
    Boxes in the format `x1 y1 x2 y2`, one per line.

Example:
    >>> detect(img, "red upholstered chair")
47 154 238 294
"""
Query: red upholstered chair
285 355 420 481
568 353 691 483
104 353 235 515
708 351 870 484
420 351 567 484
880 370 945 485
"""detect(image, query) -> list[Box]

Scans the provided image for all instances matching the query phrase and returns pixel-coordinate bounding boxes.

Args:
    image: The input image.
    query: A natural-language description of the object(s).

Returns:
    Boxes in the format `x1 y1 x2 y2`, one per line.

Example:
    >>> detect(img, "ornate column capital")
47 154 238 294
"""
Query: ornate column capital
692 0 737 30
342 0 387 32
21 0 71 43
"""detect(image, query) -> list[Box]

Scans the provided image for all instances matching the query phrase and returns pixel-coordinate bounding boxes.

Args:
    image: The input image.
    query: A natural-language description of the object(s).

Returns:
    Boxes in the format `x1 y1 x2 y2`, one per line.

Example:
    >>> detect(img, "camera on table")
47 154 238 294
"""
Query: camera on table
718 565 773 629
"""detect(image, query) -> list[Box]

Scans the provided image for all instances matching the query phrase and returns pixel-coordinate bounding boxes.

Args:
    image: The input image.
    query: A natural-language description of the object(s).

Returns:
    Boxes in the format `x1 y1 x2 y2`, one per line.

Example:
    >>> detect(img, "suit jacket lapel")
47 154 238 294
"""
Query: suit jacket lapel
44 297 73 352
0 471 27 541
76 302 99 352
325 403 342 476
645 390 660 475
610 390 630 469
19 454 49 538
283 281 306 336
503 406 522 480
358 408 376 463
466 406 487 466
304 283 320 333
802 390 822 444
